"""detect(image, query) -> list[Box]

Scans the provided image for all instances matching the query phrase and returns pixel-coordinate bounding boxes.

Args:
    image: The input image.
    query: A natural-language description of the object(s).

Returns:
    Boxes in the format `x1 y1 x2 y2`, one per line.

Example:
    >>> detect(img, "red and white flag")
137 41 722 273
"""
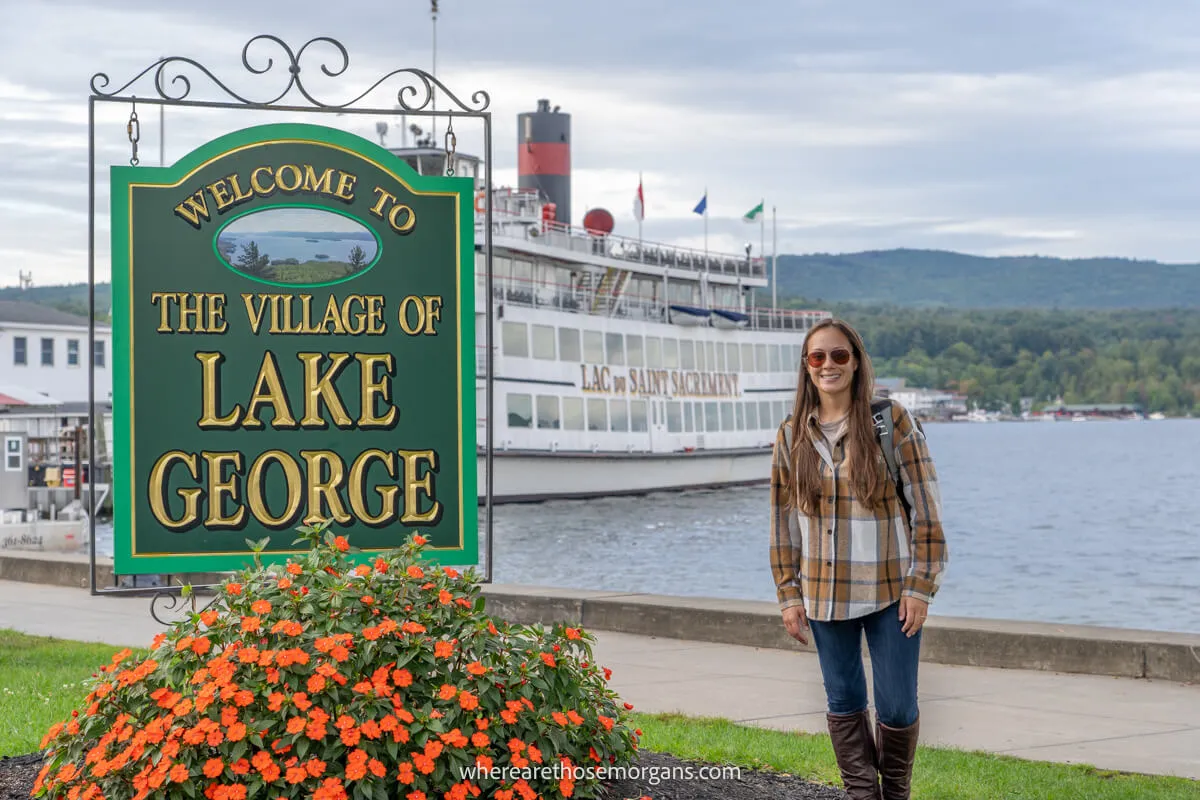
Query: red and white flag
633 175 645 222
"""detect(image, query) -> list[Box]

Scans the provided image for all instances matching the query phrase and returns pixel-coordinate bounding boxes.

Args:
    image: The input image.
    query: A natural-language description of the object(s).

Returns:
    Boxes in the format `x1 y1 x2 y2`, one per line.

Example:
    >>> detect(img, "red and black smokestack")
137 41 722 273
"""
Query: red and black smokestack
518 99 570 225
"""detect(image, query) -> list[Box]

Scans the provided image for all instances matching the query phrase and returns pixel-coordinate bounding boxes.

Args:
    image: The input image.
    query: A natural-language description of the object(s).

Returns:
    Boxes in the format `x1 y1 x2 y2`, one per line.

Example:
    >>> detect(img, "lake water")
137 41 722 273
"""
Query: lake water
217 233 374 264
91 420 1200 634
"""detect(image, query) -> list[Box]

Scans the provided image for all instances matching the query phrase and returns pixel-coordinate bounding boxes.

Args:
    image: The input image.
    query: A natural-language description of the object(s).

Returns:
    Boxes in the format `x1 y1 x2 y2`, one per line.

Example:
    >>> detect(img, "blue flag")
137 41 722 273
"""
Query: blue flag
693 193 707 215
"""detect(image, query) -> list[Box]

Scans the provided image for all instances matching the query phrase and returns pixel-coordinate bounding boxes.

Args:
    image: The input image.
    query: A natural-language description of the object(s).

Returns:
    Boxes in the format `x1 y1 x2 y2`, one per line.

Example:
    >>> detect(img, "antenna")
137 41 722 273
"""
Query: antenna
431 0 438 139
18 271 33 290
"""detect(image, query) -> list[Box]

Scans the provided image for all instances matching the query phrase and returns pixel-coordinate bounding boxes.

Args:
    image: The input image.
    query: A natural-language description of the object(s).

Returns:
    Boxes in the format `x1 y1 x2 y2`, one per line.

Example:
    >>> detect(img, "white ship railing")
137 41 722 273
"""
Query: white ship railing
476 207 767 280
476 273 828 331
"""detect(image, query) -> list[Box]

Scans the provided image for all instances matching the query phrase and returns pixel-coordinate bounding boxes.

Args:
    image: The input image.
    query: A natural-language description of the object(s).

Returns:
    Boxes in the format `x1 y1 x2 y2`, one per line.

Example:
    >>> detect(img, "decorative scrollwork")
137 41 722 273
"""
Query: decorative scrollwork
150 589 220 626
90 35 490 113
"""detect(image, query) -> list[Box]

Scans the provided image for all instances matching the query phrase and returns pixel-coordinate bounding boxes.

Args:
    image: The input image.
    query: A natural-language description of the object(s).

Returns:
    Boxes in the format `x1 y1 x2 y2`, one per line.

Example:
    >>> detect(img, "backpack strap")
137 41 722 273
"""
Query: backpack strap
871 398 913 527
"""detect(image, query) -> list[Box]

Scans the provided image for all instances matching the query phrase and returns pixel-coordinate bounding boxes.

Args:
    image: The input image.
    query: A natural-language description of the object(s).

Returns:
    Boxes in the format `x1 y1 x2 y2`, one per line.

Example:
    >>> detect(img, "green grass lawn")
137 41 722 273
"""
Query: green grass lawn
632 712 1200 800
2 629 1197 800
0 630 131 755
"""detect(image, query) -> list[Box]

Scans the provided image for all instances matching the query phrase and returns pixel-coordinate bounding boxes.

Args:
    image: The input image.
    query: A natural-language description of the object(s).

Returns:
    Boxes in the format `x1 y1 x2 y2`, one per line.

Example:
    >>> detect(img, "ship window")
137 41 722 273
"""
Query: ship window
735 403 745 430
626 334 644 366
532 325 556 360
610 399 629 431
583 331 604 364
665 401 681 433
558 327 581 362
756 344 768 373
715 342 726 372
680 340 695 370
587 398 607 431
562 397 584 430
501 322 528 357
631 400 649 432
759 400 773 429
746 401 759 430
536 395 560 429
705 402 720 431
726 342 740 371
742 343 754 371
682 402 694 432
512 258 533 289
606 333 625 366
643 337 660 368
507 394 532 428
663 339 678 369
695 340 706 371
770 344 782 372
721 402 734 431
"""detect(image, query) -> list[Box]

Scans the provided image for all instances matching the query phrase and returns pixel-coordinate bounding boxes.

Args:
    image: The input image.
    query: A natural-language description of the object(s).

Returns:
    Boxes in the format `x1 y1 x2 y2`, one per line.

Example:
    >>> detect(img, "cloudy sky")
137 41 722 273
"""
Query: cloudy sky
6 0 1200 286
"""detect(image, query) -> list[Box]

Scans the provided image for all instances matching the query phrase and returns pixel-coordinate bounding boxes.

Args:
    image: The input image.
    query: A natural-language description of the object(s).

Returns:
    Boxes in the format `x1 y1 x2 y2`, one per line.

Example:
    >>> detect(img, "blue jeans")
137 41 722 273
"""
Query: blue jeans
808 602 921 728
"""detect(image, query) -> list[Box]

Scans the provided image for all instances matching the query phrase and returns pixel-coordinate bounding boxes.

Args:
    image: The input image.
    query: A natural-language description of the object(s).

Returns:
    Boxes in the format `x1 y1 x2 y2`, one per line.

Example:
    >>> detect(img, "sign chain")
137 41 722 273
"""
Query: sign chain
126 99 141 166
444 118 456 176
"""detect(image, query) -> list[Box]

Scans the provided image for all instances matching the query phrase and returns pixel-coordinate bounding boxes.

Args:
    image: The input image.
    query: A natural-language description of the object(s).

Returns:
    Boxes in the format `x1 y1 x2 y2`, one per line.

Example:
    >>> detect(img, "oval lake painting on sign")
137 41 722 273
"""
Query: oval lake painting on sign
215 207 380 286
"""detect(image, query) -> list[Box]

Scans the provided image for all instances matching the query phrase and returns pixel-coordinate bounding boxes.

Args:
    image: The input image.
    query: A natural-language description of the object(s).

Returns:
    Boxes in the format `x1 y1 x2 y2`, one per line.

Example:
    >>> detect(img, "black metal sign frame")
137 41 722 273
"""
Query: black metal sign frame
85 35 496 610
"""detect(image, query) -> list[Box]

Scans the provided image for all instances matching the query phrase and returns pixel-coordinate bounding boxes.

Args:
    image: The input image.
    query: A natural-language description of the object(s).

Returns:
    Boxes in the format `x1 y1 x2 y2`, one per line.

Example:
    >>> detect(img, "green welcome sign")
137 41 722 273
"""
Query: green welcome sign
111 122 476 574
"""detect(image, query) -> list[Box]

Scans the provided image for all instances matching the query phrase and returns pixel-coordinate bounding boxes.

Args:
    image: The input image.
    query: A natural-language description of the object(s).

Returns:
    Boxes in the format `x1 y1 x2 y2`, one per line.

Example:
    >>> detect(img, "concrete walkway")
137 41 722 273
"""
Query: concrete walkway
1 580 1197 781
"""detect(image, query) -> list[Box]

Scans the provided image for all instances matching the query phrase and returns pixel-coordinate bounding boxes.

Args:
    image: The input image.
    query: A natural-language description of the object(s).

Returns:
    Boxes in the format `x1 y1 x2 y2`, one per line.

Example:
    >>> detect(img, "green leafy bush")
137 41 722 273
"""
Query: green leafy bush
34 523 640 799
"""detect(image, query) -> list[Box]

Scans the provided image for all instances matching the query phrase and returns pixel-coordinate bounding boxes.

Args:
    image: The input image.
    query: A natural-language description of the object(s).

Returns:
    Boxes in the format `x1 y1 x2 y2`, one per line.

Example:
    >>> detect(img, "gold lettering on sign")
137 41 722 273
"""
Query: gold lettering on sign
174 164 360 229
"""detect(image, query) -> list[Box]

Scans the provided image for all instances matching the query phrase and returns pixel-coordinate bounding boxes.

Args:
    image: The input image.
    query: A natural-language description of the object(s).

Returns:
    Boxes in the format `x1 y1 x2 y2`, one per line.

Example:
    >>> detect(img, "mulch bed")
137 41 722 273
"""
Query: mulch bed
2 750 847 799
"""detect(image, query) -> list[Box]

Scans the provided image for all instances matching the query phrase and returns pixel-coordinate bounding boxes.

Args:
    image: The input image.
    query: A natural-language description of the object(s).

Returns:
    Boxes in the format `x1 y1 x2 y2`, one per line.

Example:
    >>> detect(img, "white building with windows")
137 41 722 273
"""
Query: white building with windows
0 301 111 404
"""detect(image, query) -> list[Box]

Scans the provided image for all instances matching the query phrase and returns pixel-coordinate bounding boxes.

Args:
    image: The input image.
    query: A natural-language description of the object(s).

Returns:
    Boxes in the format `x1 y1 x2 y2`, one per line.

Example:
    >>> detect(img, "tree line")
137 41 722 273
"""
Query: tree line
800 302 1200 415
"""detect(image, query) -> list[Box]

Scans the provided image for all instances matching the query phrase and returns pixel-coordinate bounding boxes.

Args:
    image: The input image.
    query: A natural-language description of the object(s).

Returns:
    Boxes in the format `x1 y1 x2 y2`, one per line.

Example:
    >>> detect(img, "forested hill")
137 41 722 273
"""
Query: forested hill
0 283 111 320
773 250 1200 309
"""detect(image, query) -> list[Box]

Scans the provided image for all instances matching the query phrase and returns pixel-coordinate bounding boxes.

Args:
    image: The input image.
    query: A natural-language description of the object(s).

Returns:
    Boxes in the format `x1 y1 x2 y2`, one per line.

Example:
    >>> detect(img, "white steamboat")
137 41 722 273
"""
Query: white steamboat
390 101 829 503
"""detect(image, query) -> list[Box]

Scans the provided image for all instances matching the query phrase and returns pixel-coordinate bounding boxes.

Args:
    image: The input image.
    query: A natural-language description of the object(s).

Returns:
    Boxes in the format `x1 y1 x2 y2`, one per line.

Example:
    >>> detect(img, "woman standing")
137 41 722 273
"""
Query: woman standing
769 318 948 800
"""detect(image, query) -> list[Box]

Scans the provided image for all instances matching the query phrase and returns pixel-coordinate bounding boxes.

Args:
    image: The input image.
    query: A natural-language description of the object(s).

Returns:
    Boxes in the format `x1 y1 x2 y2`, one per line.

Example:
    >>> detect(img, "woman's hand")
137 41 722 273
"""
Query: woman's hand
899 596 929 637
782 605 809 645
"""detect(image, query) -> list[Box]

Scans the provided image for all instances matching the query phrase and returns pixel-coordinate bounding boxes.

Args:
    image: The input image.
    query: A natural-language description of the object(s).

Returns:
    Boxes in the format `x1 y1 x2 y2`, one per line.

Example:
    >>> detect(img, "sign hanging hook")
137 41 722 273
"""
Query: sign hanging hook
127 98 141 166
444 117 456 176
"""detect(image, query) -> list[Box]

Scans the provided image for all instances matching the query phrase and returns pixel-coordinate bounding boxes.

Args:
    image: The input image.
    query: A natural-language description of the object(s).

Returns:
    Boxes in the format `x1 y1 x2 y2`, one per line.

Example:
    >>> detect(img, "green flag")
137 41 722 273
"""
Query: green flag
743 200 764 222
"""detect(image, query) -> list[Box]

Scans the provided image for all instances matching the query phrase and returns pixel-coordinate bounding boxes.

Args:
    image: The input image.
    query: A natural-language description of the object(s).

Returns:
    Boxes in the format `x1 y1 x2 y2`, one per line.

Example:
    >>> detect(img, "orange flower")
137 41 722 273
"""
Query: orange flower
565 627 582 640
393 668 413 687
251 599 272 615
305 759 326 777
286 717 306 735
202 759 223 778
412 534 428 545
406 565 425 579
225 582 243 595
434 641 454 658
340 727 361 747
277 577 292 589
285 765 307 784
331 645 350 662
471 731 490 747
240 616 261 633
286 563 302 575
200 610 219 626
354 564 371 577
333 535 350 551
406 792 426 800
438 684 457 700
397 763 415 785
374 558 388 573
443 566 459 578
466 661 487 676
308 675 327 693
438 590 453 605
552 712 569 726
458 691 479 711
566 710 585 725
360 595 375 605
540 652 557 668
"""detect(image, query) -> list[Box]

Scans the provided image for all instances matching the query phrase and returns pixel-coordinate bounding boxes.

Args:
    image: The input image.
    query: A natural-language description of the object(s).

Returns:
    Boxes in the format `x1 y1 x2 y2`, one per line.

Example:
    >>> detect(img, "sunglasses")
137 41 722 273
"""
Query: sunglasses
806 348 852 368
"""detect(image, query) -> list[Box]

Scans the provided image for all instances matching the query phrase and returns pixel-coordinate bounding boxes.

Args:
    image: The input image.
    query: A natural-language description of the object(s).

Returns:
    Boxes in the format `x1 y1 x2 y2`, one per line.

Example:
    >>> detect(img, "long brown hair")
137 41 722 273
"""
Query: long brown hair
783 318 885 515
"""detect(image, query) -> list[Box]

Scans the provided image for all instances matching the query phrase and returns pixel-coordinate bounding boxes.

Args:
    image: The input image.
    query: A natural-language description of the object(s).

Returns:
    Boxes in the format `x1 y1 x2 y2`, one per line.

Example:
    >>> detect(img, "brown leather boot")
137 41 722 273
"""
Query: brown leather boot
876 716 919 800
826 709 882 800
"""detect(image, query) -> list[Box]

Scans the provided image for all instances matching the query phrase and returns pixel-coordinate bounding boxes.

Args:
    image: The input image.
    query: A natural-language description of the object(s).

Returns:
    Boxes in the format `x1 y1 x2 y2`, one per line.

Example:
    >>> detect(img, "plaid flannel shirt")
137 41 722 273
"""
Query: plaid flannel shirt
769 399 948 621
